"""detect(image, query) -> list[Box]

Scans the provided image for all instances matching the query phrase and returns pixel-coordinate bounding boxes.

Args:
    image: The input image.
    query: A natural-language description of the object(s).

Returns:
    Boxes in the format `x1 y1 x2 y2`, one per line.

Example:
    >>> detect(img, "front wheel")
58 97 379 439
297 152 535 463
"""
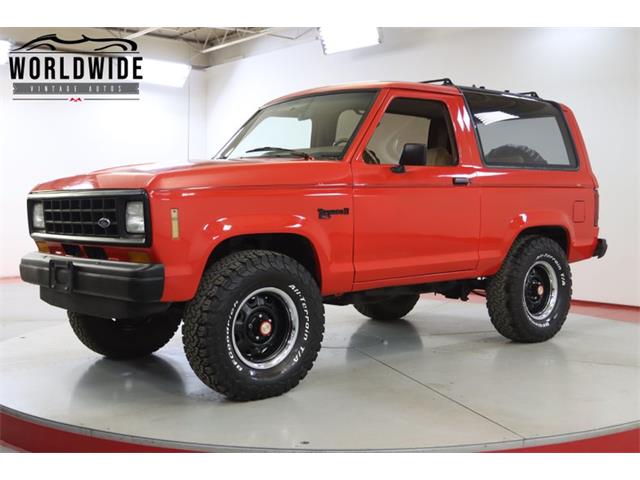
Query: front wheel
486 236 572 342
182 250 324 401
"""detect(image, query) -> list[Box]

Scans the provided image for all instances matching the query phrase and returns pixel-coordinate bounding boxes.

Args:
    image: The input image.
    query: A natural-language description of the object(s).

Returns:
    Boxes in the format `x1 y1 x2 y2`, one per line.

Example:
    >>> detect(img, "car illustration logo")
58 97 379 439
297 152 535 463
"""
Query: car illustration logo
97 217 111 229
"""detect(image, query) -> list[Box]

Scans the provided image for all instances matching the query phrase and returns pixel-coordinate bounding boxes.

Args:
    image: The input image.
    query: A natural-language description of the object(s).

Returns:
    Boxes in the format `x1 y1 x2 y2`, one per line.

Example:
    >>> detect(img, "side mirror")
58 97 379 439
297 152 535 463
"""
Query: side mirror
392 143 427 173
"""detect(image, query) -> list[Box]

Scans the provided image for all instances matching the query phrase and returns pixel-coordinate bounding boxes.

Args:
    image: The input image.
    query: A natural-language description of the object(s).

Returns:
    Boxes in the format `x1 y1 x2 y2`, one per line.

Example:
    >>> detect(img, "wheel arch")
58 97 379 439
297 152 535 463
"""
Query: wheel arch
514 225 570 254
205 233 323 288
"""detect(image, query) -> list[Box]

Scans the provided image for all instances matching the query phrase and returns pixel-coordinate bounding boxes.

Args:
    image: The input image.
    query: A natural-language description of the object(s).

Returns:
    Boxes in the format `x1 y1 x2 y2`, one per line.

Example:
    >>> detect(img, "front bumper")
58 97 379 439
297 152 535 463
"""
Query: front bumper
19 253 167 318
593 238 608 259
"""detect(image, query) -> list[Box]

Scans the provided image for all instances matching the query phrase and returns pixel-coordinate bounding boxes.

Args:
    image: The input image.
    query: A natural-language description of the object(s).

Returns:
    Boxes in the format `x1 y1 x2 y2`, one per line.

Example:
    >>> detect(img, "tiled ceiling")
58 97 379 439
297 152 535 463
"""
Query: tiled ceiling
105 27 275 51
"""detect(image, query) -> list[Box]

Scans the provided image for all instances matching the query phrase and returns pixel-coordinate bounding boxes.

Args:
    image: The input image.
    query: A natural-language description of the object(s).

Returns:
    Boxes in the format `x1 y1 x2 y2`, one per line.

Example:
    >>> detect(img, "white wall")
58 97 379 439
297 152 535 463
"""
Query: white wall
1 28 637 306
0 32 206 277
204 28 640 306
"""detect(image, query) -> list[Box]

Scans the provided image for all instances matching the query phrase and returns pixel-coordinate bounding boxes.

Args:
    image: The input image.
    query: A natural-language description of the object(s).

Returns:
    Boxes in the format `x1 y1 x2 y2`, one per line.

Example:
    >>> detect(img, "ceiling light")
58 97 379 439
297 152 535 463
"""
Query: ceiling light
142 59 191 88
318 27 380 55
0 40 12 65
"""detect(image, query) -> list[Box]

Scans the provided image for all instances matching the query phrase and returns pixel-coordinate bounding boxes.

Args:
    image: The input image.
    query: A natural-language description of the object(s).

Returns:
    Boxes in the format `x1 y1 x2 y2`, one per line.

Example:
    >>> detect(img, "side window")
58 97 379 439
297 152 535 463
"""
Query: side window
465 91 577 168
363 98 457 166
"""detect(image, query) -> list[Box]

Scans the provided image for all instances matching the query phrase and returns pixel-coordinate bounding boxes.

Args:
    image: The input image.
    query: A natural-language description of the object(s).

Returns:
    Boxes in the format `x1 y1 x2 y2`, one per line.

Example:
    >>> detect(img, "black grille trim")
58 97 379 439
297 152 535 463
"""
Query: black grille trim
27 189 151 247
43 197 119 237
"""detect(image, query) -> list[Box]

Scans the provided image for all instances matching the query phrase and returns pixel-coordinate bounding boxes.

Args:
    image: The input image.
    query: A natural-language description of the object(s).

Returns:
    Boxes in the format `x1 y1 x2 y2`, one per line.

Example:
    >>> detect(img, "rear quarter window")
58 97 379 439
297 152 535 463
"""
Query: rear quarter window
464 91 577 169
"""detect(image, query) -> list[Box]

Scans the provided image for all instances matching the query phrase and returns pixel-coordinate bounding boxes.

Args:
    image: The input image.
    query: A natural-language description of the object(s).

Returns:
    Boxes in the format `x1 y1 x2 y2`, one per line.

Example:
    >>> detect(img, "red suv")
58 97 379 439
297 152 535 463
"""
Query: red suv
20 79 607 400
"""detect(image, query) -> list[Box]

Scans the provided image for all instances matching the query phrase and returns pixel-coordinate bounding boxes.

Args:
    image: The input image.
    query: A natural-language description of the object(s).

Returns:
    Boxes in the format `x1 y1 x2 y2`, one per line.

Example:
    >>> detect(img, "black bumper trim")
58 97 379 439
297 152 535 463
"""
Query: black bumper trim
593 238 607 259
20 253 167 318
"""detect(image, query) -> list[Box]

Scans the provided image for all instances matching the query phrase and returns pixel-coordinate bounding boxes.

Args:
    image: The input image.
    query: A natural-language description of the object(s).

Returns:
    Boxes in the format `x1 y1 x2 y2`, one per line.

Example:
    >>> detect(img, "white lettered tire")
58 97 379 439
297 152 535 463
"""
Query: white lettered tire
182 250 325 401
486 236 572 342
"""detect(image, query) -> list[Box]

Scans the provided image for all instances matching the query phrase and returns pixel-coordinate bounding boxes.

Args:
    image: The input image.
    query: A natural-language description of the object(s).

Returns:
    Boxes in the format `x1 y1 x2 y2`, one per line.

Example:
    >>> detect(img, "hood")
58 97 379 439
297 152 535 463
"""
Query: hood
31 158 350 192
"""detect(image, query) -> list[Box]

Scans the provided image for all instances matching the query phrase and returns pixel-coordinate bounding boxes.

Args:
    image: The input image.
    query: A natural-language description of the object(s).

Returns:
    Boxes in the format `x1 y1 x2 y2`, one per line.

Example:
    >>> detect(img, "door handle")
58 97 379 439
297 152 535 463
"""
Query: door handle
452 177 470 186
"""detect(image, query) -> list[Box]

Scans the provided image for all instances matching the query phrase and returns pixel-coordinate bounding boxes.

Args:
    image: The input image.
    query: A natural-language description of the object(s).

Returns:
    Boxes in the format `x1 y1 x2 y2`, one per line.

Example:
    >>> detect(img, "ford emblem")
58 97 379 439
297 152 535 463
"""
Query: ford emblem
97 217 111 229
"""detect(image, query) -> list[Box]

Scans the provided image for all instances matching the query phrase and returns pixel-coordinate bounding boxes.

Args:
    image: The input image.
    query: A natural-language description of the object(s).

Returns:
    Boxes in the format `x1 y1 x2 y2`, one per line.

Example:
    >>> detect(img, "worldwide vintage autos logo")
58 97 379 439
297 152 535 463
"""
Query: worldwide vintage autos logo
9 34 143 102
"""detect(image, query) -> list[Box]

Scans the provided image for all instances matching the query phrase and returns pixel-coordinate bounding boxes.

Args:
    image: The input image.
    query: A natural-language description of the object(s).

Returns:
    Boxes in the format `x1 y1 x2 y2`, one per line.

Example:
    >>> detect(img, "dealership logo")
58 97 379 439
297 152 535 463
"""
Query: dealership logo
9 34 143 102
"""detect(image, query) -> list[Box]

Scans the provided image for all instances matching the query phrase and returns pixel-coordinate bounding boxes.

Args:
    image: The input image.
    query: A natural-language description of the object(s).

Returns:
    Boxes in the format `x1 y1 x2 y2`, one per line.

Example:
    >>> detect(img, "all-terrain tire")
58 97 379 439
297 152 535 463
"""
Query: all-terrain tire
353 294 420 321
182 250 324 401
486 235 572 343
68 306 182 359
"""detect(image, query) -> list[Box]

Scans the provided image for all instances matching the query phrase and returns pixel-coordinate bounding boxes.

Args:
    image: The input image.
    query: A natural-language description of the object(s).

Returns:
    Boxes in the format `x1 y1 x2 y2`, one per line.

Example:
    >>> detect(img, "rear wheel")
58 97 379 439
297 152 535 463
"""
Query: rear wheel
68 306 182 359
182 250 324 401
486 236 572 342
354 294 420 321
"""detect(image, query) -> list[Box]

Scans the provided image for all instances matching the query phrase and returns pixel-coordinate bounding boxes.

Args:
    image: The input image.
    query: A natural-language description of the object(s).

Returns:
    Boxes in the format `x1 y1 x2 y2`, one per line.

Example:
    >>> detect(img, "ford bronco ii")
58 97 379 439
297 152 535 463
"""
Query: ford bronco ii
20 79 607 401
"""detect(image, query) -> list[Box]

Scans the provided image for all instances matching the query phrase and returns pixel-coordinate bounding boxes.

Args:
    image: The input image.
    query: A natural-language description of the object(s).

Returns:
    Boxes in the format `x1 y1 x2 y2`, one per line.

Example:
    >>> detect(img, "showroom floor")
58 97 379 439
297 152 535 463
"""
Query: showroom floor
1 281 638 452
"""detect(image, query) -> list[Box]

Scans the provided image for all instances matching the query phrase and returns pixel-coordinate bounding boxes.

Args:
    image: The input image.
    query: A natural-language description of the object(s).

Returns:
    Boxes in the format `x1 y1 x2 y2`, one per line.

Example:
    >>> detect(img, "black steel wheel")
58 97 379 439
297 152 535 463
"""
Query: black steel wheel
231 287 299 370
522 260 559 324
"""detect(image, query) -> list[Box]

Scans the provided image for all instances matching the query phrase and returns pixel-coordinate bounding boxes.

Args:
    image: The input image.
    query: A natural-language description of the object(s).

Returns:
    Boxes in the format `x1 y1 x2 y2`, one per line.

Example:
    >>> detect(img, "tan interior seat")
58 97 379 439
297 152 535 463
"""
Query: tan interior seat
426 147 452 166
426 117 454 166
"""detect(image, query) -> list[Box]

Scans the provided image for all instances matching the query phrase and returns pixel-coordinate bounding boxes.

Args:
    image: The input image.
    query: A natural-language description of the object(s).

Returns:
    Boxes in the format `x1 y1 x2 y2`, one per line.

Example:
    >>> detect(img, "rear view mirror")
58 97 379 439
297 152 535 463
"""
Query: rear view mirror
399 143 427 166
391 143 427 173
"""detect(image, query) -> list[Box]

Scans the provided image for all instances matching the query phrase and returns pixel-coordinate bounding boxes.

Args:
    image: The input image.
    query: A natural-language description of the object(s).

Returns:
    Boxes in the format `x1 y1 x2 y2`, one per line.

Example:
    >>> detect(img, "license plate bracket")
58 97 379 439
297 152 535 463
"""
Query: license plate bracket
49 258 75 292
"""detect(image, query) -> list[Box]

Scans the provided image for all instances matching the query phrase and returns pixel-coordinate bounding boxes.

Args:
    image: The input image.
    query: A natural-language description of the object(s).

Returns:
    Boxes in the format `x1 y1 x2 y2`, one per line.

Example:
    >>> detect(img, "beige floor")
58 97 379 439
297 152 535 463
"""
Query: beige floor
1 283 638 451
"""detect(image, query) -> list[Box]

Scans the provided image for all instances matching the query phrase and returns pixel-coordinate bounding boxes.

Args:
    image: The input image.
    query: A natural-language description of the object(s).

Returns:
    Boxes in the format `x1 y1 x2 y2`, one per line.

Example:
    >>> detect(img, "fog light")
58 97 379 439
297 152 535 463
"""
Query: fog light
32 202 45 229
126 201 145 234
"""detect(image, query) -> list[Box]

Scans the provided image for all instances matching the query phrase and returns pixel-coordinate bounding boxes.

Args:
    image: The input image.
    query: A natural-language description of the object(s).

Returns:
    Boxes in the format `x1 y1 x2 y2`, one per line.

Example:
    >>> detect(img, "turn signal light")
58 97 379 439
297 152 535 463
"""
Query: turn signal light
128 251 151 263
171 208 180 239
35 241 49 253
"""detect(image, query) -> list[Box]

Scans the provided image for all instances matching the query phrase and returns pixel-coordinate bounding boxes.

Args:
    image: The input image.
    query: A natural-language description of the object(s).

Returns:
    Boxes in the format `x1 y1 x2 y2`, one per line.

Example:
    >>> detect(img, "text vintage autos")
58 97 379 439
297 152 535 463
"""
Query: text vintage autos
20 80 607 401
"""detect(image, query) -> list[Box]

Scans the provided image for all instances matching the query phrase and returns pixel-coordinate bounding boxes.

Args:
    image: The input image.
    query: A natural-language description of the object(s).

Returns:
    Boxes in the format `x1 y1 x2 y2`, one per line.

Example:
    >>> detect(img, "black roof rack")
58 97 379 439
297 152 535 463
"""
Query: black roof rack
418 79 542 100
420 78 454 86
461 85 544 100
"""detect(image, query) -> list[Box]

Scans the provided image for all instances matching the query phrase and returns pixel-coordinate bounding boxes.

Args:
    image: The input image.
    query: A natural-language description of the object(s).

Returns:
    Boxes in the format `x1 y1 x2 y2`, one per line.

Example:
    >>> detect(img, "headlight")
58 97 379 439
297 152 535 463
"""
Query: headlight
125 201 145 234
32 202 45 229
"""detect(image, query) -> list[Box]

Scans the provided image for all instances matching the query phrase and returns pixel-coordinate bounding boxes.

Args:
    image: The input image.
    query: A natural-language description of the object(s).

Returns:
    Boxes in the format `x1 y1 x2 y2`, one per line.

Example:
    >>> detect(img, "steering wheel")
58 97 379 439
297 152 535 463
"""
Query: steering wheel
364 149 381 165
332 138 349 147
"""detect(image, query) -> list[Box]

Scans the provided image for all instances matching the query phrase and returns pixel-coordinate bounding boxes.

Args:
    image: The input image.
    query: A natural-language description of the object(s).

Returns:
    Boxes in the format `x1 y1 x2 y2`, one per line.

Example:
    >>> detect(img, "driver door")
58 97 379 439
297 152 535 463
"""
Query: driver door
351 89 480 285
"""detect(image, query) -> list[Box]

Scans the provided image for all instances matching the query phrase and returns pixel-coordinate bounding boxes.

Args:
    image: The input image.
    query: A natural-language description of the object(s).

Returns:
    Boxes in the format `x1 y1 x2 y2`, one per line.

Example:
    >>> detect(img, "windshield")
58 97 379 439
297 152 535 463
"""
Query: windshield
216 91 377 161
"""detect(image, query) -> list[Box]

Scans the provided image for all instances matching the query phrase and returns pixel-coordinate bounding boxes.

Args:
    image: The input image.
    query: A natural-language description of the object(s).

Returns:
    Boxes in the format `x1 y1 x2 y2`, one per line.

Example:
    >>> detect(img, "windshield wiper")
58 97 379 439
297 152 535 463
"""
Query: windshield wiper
245 146 313 160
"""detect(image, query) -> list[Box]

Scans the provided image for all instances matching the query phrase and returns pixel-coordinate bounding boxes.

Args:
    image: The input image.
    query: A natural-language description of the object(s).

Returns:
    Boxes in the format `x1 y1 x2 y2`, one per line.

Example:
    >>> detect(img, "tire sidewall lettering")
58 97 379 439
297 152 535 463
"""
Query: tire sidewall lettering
225 299 244 372
288 283 310 363
535 252 566 287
